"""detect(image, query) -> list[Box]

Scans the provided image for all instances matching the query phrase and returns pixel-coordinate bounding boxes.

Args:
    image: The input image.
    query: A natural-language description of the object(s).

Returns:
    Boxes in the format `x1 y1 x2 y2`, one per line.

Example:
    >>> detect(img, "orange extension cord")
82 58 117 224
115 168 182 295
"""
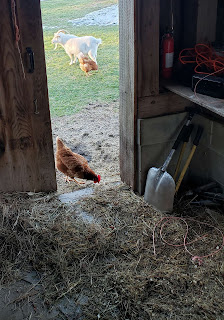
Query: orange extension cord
179 43 224 76
152 216 224 266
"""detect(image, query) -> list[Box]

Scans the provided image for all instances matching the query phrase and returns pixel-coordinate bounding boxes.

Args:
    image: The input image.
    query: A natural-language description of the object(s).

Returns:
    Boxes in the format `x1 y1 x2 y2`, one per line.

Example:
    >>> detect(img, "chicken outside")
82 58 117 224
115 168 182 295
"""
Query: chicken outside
55 137 100 184
77 52 98 76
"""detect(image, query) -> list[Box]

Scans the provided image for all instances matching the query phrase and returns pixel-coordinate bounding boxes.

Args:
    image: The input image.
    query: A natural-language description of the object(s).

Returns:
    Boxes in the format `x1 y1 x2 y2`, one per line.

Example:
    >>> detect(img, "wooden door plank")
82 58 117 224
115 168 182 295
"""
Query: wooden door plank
0 0 56 192
137 0 160 97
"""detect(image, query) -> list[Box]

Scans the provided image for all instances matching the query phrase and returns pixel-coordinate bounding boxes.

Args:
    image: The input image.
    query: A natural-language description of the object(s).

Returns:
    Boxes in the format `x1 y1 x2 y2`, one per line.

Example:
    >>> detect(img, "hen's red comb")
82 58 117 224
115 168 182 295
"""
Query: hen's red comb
94 175 101 183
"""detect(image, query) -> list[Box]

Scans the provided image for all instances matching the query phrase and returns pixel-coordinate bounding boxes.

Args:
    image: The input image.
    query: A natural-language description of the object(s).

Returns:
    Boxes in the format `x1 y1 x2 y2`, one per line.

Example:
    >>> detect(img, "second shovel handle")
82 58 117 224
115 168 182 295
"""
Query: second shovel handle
175 146 196 193
175 125 204 193
172 125 190 150
193 126 203 146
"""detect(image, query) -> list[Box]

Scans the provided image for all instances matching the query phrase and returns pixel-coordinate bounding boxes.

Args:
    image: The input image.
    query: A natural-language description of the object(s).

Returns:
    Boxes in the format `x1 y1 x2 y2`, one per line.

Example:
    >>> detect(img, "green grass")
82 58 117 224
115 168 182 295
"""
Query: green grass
41 0 119 116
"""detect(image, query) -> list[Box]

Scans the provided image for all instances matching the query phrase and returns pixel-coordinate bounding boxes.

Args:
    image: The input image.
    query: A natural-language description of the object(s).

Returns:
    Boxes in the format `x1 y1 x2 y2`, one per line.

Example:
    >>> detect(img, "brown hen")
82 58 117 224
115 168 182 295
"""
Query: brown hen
77 52 98 76
55 137 100 184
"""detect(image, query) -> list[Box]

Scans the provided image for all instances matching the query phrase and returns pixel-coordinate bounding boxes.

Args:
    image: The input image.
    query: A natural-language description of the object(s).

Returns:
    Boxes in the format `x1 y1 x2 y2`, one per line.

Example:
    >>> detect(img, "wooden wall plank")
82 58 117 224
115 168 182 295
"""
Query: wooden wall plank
119 0 137 189
182 0 198 48
137 0 160 97
216 0 224 44
196 0 218 43
138 93 193 119
182 0 218 48
0 0 56 192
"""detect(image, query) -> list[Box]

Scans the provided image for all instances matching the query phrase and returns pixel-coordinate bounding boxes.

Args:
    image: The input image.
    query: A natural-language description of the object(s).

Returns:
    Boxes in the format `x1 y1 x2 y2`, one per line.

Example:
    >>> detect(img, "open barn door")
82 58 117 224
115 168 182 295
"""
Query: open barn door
0 0 56 192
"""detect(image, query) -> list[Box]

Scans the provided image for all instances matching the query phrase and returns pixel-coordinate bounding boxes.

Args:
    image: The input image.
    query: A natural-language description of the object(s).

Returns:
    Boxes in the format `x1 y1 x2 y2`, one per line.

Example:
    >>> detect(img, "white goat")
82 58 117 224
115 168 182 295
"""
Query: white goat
52 30 77 50
51 30 102 65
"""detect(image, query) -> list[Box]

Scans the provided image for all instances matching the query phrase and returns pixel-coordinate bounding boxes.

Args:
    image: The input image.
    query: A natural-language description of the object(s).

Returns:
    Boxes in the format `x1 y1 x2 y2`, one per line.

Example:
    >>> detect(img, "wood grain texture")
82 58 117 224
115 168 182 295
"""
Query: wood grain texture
196 0 218 43
182 0 218 48
138 93 193 119
0 0 56 192
137 0 160 97
182 0 198 48
216 0 224 43
119 0 137 189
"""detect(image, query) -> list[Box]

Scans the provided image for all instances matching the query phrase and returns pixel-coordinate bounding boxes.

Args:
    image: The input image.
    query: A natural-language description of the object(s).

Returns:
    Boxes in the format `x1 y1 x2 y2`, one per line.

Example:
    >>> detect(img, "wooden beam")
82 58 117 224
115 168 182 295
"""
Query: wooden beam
119 0 137 189
137 0 160 97
138 93 192 119
0 0 56 192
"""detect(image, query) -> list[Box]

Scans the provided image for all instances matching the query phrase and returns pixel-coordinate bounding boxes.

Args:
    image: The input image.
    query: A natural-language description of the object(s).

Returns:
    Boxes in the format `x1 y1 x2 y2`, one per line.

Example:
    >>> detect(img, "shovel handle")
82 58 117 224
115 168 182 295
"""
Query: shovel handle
175 126 204 193
184 124 194 142
172 125 191 150
175 146 197 193
161 123 193 172
185 112 195 126
173 142 187 181
193 125 203 146
173 125 194 182
161 114 195 173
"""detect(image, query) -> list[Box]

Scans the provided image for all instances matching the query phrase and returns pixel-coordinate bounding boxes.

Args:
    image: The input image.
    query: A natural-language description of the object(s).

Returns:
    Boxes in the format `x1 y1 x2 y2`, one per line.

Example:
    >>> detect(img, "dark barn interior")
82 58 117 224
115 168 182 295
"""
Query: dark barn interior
120 0 224 197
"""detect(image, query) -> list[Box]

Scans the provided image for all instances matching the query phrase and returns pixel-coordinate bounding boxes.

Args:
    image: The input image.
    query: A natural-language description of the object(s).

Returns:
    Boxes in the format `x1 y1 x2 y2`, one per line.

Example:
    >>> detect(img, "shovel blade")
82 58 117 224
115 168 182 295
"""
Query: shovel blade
144 167 175 212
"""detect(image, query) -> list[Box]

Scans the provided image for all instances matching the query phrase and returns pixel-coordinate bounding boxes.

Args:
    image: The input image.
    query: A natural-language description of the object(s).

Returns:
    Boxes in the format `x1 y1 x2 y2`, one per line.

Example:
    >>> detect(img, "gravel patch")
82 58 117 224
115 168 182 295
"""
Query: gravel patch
69 4 118 26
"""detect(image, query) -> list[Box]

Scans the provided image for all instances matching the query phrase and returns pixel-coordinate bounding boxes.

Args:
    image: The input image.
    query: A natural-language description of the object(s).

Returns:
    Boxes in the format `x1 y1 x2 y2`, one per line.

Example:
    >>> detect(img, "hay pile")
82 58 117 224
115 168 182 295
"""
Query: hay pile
1 102 224 318
0 183 224 319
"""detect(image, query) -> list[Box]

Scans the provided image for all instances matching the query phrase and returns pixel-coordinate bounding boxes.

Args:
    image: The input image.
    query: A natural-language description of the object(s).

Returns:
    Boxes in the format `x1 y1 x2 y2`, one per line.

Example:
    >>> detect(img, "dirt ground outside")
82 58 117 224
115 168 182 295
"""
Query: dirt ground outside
0 102 224 320
52 101 120 193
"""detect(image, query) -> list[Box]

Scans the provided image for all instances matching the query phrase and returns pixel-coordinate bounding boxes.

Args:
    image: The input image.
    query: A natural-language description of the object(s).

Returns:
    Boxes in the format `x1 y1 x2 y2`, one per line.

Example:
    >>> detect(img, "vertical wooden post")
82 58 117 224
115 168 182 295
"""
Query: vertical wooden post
119 0 137 189
119 0 160 190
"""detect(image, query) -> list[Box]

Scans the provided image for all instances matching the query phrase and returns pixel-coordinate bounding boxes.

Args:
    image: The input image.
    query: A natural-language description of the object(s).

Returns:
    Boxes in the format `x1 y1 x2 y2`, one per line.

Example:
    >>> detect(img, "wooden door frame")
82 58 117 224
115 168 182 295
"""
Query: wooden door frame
119 0 137 190
119 0 160 191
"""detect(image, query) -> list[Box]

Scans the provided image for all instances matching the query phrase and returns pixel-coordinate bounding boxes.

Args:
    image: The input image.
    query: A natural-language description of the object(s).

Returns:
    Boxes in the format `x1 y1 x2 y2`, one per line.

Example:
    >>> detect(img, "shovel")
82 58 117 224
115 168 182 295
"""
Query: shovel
144 123 190 212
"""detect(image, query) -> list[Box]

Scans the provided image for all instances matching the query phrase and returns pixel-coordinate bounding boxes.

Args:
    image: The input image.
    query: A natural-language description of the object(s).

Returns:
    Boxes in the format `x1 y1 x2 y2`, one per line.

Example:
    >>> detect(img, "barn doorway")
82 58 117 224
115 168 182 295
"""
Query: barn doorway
1 2 224 320
40 0 120 192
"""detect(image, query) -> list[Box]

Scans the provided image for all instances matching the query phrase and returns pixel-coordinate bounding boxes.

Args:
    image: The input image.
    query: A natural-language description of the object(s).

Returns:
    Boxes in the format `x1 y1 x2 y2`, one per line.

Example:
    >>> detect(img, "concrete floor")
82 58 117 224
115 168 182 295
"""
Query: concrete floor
0 270 84 320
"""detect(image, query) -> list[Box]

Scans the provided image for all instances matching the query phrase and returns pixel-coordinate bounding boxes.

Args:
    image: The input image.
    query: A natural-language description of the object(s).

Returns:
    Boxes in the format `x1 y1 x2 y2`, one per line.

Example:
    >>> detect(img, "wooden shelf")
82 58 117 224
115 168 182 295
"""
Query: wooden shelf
162 81 224 118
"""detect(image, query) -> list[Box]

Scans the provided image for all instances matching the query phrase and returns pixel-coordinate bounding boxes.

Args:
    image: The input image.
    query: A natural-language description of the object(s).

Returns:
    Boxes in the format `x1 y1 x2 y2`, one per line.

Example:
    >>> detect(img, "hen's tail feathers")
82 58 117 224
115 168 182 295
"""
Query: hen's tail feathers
56 136 65 149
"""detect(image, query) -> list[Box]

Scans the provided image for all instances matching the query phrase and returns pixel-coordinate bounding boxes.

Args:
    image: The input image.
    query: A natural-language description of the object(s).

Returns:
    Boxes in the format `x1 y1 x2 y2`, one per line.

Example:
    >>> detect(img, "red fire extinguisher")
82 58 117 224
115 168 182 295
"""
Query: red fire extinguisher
162 32 174 79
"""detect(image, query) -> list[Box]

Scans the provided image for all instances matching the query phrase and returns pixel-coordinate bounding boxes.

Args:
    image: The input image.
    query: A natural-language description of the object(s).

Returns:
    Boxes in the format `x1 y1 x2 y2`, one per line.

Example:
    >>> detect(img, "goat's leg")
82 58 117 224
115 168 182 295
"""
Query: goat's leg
67 53 74 65
88 50 97 64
